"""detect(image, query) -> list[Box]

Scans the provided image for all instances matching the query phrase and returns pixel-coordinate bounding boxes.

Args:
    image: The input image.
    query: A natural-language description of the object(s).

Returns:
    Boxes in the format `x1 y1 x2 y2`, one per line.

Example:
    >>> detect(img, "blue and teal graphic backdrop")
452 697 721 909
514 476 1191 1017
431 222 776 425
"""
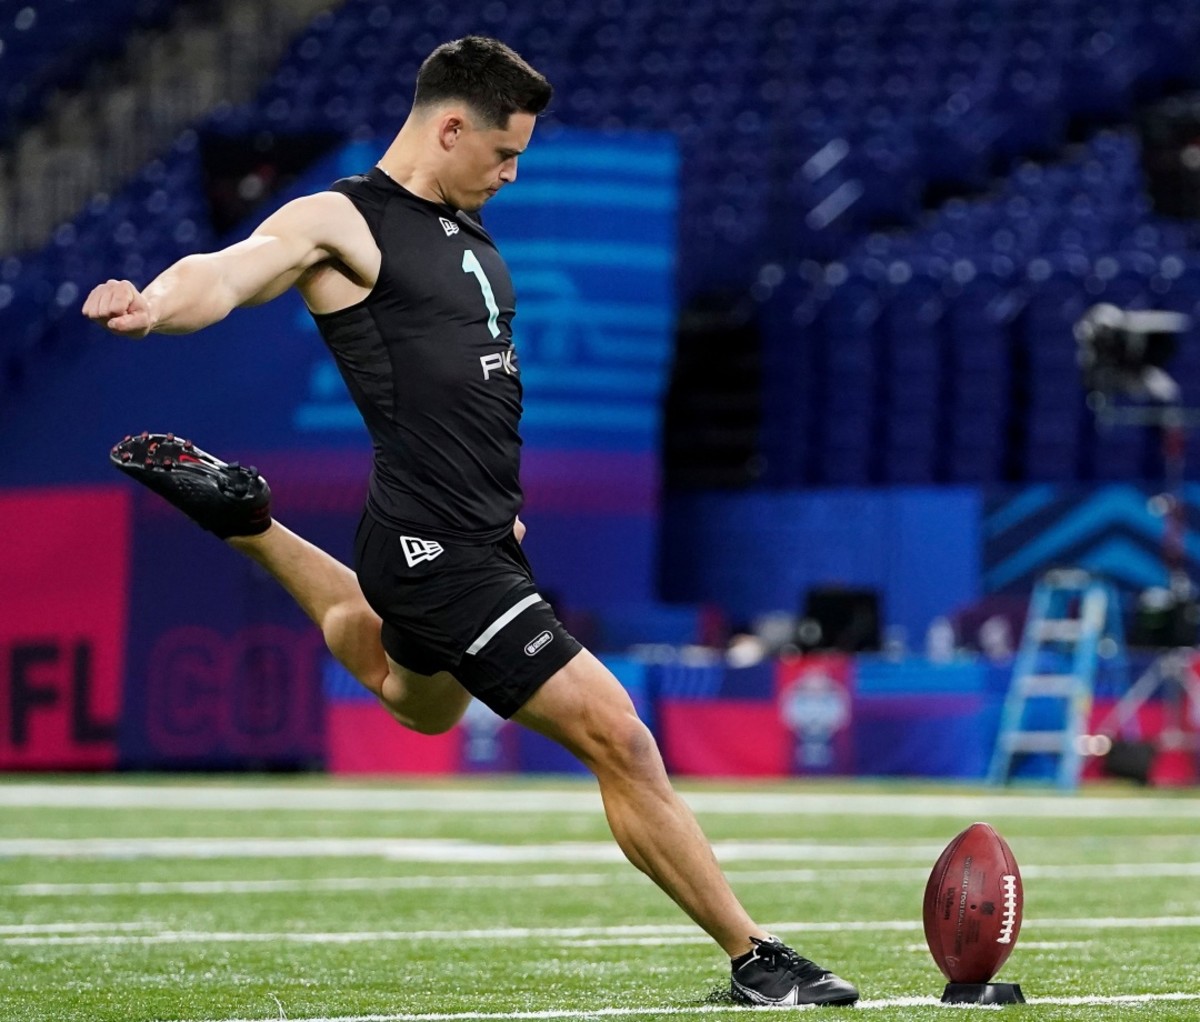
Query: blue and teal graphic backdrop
0 129 678 612
984 484 1200 593
293 128 677 457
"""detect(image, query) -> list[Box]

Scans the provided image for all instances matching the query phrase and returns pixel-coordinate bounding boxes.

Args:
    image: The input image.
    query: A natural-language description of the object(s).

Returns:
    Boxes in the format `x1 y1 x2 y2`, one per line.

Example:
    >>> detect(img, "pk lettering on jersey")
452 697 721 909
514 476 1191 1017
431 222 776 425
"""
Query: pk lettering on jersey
480 348 518 380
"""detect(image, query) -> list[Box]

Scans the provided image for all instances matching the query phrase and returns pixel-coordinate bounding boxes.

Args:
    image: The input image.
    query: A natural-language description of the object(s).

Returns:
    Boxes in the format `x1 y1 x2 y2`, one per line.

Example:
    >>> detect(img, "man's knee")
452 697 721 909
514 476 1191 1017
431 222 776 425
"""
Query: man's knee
379 666 472 736
515 653 665 778
321 598 379 646
578 707 662 779
321 600 387 691
380 695 462 736
379 700 461 736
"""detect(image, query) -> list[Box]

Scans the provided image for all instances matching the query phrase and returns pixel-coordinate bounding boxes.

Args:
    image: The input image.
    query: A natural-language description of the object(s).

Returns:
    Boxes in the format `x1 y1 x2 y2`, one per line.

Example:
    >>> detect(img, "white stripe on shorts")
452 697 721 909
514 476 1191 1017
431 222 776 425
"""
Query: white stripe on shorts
465 593 543 655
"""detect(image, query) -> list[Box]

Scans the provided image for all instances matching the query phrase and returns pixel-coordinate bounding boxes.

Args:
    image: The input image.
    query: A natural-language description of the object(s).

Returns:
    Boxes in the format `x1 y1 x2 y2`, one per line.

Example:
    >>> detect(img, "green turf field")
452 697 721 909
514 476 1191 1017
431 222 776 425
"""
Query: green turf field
0 776 1197 1021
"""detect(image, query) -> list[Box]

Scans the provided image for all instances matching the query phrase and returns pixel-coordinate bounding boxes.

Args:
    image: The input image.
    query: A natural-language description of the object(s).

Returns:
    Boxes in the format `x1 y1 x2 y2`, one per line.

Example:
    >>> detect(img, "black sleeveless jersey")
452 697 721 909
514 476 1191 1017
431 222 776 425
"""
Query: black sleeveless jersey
310 168 523 544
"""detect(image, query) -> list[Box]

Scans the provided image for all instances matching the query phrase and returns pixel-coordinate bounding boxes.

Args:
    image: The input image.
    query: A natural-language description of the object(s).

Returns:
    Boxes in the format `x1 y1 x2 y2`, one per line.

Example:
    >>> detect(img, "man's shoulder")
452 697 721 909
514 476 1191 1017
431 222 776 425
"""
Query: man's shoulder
271 190 373 240
328 170 379 195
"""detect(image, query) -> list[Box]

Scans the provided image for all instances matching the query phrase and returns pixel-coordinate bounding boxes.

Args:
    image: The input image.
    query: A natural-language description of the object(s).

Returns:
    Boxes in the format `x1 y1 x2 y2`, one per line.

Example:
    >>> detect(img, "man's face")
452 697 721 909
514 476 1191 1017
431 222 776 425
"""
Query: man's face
445 111 536 212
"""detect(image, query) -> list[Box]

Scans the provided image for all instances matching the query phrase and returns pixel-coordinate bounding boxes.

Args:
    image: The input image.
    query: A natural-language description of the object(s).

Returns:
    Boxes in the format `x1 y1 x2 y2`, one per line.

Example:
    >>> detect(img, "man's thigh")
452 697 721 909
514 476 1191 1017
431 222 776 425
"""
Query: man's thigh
511 647 643 751
356 515 581 718
377 653 473 734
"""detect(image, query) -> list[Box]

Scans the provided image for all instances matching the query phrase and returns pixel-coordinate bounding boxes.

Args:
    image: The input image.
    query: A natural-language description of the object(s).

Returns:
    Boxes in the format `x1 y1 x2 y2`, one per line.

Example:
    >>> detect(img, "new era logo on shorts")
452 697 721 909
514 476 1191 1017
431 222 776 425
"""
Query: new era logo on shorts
400 535 444 568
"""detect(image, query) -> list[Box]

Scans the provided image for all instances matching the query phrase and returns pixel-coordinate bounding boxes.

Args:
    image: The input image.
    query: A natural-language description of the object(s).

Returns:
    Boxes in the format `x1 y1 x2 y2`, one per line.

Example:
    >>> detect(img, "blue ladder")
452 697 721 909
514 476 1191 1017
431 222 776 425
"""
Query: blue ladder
987 569 1127 790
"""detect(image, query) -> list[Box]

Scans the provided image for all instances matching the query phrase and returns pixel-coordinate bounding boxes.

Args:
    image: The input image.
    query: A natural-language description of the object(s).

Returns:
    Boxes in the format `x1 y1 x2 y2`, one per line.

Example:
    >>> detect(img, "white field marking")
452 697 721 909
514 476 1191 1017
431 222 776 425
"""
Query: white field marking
9 873 623 897
739 862 1200 883
0 921 149 935
557 936 714 947
4 923 890 948
8 832 1199 865
1026 993 1200 1007
13 859 1200 897
4 782 1200 818
174 992 1200 1022
8 915 1200 948
0 837 948 862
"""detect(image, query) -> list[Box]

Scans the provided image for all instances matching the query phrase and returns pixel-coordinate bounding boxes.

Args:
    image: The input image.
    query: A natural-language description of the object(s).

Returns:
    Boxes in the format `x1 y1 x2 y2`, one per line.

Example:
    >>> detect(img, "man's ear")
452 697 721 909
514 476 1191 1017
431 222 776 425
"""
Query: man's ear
437 113 466 151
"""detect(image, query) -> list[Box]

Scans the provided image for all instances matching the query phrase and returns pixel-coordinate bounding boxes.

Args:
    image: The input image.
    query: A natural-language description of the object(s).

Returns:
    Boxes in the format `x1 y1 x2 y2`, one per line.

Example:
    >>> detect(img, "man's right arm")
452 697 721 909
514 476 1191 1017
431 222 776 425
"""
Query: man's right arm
81 191 364 338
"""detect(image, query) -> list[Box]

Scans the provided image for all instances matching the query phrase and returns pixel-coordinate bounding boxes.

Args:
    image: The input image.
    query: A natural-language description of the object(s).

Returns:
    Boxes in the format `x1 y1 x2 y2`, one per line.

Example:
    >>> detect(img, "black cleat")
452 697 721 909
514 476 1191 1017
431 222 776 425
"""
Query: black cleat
730 937 859 1007
110 432 272 539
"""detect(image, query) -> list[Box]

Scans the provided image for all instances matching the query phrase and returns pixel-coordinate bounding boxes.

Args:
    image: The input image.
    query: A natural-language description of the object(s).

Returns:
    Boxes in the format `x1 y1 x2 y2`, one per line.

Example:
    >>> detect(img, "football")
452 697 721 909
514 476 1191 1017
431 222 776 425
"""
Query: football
922 822 1023 984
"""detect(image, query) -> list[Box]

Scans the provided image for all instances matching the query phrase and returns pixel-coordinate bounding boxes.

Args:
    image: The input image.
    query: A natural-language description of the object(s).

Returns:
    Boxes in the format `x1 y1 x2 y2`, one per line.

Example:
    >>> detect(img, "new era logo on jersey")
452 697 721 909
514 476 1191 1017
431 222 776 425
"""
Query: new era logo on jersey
400 535 444 567
439 217 460 237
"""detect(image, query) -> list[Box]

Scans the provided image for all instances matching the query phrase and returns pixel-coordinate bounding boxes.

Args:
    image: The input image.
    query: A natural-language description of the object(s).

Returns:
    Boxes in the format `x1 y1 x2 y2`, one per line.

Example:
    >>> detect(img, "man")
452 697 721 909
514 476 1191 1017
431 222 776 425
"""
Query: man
83 36 858 1007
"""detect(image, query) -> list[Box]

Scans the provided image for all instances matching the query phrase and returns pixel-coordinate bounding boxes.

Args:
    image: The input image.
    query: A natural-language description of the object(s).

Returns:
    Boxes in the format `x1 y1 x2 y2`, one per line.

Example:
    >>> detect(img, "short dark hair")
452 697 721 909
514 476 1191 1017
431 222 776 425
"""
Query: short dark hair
413 36 552 128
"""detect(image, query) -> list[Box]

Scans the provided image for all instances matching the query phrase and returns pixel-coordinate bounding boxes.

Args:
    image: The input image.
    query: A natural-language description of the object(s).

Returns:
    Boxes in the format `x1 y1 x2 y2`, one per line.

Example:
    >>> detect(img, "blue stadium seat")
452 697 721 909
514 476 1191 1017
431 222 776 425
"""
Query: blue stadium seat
1024 442 1080 481
947 444 1005 483
0 0 178 142
12 0 1200 485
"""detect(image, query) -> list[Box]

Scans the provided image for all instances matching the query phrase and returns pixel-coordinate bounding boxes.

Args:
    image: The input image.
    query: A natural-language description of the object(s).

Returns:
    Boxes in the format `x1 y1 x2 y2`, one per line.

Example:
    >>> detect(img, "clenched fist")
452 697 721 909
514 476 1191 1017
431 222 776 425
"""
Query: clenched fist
82 279 155 338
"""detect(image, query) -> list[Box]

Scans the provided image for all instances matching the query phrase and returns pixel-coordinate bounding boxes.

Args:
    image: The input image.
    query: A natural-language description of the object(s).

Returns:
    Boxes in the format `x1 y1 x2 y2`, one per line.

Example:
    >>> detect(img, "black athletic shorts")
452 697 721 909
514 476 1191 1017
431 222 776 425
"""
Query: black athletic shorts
353 510 583 718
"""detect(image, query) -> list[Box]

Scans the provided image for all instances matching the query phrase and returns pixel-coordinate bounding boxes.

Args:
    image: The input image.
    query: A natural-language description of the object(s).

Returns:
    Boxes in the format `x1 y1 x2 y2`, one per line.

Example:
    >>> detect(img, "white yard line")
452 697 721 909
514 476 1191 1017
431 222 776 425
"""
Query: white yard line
0 837 948 861
9 873 621 896
11 860 1200 897
7 915 1200 947
8 830 1200 864
0 921 149 934
559 937 1101 950
3 782 1199 818
177 991 1200 1022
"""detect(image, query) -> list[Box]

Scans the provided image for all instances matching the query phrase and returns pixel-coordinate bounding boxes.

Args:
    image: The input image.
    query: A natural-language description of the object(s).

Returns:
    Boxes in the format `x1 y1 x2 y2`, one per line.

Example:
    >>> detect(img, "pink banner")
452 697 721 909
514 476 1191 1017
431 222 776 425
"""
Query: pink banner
327 704 462 774
660 654 856 777
660 701 788 776
775 654 856 776
1082 692 1198 787
0 488 130 769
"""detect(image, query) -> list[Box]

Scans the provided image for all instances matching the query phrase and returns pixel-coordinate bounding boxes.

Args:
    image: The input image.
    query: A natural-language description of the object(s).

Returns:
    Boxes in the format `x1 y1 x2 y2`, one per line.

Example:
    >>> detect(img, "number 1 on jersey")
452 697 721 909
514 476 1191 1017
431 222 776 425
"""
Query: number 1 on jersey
461 249 500 338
